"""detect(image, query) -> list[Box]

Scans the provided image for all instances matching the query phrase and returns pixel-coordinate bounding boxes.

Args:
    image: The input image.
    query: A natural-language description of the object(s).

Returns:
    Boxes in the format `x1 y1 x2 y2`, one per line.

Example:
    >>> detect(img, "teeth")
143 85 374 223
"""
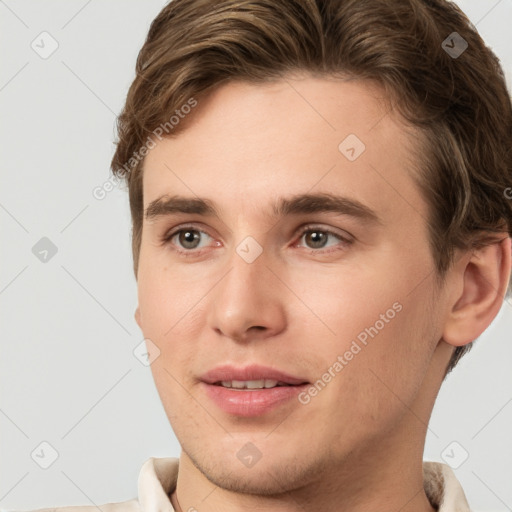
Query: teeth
219 379 284 389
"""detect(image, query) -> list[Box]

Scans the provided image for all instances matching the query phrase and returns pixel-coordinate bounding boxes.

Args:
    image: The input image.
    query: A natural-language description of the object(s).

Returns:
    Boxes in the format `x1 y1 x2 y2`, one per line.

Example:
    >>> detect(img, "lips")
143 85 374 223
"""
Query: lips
200 364 309 386
199 364 310 416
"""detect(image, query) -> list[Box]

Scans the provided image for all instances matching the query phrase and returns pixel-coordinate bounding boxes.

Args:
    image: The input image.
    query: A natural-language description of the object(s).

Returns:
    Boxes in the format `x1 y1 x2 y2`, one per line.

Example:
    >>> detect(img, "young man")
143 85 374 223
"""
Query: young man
26 0 512 511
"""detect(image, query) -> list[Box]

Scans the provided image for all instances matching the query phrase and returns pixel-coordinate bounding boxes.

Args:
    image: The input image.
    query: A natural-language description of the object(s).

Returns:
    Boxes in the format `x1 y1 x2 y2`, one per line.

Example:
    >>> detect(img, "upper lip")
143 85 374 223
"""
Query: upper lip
200 364 309 385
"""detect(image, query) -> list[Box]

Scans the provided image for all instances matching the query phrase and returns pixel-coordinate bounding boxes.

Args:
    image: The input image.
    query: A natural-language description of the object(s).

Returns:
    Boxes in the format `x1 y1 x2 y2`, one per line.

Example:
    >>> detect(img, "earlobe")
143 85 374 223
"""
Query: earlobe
442 236 511 348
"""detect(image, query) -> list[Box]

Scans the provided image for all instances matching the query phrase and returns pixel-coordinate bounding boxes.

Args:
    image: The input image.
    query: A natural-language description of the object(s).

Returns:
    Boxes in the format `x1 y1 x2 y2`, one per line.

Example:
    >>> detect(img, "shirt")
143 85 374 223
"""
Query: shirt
9 457 471 512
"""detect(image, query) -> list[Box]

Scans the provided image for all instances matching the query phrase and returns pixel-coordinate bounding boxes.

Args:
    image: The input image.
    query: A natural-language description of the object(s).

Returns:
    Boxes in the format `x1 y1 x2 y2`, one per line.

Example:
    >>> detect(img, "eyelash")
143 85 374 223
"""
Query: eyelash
159 224 352 258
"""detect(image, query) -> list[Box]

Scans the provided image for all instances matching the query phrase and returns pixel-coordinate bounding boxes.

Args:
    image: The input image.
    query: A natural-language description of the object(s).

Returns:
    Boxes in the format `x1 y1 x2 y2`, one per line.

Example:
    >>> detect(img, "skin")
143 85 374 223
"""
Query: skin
134 75 511 512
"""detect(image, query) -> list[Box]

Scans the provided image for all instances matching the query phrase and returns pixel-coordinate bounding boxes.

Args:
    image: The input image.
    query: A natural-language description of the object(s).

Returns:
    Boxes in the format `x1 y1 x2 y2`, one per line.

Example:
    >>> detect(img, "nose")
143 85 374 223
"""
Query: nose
207 246 287 343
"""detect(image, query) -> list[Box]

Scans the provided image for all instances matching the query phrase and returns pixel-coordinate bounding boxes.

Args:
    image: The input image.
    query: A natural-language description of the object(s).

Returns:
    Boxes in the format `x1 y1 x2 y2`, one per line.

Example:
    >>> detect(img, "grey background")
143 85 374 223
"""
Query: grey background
0 1 511 510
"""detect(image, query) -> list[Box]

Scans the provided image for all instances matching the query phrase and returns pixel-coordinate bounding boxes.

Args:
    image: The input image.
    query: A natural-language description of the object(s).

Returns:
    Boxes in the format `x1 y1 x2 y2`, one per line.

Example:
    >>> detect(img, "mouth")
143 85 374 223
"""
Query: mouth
200 363 309 386
211 379 304 390
199 365 310 417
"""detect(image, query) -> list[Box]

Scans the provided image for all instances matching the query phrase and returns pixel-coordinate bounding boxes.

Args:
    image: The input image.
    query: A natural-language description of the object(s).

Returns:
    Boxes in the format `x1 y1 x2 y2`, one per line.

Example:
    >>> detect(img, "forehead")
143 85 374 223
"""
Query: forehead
141 76 428 226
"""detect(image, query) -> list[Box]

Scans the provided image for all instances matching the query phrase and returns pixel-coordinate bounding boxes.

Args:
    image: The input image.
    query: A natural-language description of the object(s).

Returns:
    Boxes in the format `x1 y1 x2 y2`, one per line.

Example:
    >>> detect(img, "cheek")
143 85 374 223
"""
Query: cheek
136 271 205 399
296 258 435 407
137 259 202 334
285 254 402 352
343 295 434 410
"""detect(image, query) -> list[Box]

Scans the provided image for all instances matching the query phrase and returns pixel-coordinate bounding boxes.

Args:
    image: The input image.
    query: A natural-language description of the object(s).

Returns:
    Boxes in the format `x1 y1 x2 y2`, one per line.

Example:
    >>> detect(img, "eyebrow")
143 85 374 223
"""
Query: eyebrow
144 192 382 225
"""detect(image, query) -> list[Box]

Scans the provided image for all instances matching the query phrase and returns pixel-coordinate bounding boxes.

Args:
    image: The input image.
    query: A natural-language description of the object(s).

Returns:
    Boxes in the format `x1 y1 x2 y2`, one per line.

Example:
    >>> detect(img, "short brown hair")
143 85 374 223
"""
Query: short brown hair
111 0 512 373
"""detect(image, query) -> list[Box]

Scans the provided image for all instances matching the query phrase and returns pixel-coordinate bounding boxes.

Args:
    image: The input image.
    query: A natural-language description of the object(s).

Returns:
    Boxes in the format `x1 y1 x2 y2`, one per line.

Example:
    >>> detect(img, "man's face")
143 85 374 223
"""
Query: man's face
136 76 448 493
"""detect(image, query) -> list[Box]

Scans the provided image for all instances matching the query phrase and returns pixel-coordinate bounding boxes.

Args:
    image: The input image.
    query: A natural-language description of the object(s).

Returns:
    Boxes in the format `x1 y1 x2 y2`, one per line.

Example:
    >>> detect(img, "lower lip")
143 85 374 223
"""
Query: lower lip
200 382 309 417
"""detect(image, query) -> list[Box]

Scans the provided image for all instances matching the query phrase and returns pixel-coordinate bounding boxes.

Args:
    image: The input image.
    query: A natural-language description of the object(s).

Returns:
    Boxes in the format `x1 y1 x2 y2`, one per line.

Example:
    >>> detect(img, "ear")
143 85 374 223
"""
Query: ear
443 236 511 347
134 305 142 329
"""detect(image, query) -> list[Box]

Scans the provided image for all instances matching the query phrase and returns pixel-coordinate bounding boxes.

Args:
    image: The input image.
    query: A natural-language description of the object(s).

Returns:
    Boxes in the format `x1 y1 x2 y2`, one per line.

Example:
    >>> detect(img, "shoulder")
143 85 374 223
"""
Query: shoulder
2 456 179 512
423 461 471 511
4 498 141 512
